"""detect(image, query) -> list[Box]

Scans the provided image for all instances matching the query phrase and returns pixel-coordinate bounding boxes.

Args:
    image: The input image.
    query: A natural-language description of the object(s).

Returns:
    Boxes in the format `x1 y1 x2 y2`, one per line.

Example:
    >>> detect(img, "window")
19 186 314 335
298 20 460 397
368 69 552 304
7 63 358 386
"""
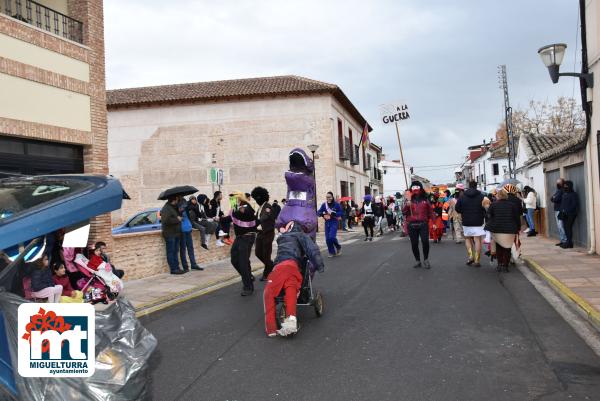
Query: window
362 146 367 169
128 211 158 227
338 119 344 159
340 181 349 197
349 128 354 154
492 163 499 176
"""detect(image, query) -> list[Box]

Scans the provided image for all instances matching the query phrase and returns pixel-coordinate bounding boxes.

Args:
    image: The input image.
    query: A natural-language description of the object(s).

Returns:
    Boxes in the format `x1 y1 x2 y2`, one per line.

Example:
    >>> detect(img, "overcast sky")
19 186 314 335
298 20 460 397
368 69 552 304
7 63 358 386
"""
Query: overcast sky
105 0 582 183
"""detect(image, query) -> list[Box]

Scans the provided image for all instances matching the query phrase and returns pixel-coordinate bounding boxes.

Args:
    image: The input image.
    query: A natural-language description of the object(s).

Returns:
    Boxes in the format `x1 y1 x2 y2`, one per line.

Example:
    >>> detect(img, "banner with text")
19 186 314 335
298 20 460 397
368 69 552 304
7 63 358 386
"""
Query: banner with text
380 102 410 125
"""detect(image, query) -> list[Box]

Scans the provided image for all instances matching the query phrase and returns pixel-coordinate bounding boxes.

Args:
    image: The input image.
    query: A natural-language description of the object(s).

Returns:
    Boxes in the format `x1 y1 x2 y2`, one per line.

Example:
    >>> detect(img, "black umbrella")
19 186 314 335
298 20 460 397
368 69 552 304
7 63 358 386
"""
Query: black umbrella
157 185 198 200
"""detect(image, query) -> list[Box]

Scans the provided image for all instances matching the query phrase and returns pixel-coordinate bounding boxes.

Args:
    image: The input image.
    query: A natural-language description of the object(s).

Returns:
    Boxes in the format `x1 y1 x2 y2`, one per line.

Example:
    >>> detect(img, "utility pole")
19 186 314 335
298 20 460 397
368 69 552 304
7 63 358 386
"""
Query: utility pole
498 65 516 179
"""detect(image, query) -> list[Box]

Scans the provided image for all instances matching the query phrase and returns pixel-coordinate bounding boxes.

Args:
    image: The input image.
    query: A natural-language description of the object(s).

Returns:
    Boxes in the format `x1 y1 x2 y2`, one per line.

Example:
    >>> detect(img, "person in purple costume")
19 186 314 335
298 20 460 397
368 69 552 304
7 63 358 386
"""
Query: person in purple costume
275 148 318 240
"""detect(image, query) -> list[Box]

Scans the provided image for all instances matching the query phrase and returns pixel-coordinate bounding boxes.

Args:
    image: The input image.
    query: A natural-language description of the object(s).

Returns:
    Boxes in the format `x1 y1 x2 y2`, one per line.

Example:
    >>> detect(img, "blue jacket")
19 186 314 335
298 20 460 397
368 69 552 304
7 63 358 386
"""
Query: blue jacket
550 189 563 211
31 267 54 292
560 191 579 215
318 201 343 223
274 223 325 272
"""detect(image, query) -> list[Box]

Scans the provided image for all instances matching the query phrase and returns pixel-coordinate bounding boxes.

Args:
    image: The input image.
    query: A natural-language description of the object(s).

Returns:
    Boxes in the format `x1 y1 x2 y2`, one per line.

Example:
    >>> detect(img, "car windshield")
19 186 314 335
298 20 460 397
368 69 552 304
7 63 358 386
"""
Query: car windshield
0 177 93 223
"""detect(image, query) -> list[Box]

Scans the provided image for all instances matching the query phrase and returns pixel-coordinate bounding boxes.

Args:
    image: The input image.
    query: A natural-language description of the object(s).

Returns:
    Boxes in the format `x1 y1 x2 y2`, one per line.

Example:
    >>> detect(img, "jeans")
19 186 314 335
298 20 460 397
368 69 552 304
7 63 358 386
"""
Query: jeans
325 220 341 255
555 211 567 243
165 235 181 273
408 222 429 261
179 231 197 268
193 219 218 245
526 208 536 231
231 234 255 290
341 216 348 230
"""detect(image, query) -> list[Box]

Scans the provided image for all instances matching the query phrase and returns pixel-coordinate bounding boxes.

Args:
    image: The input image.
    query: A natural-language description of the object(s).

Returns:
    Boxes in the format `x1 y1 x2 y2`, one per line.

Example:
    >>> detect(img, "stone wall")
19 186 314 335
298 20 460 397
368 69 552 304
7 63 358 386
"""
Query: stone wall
111 230 232 280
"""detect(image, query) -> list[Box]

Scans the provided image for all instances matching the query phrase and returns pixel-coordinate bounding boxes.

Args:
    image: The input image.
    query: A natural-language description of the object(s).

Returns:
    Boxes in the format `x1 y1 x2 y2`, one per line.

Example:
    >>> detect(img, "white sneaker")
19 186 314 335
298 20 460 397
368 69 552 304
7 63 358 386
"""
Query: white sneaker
216 239 225 247
276 315 297 336
523 228 530 233
218 230 227 237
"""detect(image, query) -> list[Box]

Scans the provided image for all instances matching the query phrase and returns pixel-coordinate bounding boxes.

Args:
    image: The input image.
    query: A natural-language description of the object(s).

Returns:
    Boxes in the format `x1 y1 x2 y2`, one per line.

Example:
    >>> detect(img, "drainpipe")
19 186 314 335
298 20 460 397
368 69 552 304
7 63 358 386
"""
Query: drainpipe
576 0 595 254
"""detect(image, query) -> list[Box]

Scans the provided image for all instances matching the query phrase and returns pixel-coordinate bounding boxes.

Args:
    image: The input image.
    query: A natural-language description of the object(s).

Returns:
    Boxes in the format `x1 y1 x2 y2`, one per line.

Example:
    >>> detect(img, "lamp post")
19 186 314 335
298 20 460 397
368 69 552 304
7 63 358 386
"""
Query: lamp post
538 43 593 87
308 144 319 232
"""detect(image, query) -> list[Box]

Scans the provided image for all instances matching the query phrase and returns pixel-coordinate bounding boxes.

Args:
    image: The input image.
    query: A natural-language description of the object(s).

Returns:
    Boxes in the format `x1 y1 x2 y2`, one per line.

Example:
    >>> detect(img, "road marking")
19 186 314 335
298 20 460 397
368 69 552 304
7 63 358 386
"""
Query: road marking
341 239 358 245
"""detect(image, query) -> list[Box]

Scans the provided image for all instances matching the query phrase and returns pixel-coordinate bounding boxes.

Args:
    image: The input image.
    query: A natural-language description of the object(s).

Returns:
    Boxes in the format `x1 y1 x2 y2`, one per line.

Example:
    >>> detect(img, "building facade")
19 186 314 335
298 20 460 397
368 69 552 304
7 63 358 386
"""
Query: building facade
0 0 111 241
107 76 380 223
380 159 411 197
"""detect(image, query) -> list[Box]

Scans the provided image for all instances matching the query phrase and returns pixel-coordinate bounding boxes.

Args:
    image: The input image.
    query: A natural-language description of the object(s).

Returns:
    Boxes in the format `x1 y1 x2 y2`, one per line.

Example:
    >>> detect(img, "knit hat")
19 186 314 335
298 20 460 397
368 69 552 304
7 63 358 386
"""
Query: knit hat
364 194 372 202
456 183 465 190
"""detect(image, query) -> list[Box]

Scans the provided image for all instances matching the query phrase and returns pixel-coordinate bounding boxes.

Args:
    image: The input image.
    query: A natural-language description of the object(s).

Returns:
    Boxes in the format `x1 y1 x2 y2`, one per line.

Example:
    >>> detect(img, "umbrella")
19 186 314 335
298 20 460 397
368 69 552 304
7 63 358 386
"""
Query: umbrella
498 178 521 188
157 185 198 200
339 196 352 202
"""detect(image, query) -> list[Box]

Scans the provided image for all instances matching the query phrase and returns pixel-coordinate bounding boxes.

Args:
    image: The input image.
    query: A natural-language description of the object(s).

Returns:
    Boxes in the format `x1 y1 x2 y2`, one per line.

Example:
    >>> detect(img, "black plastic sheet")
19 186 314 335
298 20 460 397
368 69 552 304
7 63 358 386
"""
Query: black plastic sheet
0 291 156 401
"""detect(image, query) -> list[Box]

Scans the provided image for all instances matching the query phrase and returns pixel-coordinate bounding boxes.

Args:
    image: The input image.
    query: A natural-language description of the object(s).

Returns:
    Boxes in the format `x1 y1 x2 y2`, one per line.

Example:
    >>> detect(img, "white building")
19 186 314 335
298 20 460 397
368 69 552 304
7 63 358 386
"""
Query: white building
380 159 412 196
107 76 381 222
471 144 509 192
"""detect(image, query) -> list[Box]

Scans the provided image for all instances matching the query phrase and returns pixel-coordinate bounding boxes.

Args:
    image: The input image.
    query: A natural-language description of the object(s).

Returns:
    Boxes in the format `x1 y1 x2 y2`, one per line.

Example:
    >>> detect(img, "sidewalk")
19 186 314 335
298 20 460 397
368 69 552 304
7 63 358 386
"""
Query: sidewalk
124 229 363 317
521 235 600 329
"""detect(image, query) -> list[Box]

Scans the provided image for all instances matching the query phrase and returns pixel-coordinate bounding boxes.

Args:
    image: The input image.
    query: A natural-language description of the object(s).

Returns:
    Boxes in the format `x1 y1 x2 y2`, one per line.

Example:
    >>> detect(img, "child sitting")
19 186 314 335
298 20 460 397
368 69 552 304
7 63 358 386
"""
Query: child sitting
87 243 105 271
30 255 63 303
52 262 83 303
263 221 324 337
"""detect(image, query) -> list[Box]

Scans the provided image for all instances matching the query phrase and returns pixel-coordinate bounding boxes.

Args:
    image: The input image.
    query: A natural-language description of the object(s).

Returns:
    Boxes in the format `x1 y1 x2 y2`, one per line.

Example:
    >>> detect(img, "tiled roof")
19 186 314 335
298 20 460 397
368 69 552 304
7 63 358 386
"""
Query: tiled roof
520 132 586 162
525 133 574 156
107 75 371 130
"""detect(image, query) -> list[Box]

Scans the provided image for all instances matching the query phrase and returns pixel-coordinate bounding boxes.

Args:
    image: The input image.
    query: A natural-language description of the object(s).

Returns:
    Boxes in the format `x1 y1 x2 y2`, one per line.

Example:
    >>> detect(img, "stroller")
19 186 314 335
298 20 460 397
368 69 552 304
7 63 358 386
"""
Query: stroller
74 254 123 304
275 258 324 330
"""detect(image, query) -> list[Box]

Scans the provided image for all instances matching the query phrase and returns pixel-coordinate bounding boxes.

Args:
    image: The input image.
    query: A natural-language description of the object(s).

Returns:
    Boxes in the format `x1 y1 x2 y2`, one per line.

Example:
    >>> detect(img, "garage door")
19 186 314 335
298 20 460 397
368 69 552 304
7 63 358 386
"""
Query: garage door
545 169 560 239
565 163 588 248
0 136 83 175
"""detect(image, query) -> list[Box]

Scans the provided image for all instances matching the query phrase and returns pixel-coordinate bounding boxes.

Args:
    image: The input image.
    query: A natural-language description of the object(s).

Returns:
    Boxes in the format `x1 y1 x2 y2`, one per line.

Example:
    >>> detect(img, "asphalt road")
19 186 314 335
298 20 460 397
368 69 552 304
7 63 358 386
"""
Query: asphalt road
140 233 600 401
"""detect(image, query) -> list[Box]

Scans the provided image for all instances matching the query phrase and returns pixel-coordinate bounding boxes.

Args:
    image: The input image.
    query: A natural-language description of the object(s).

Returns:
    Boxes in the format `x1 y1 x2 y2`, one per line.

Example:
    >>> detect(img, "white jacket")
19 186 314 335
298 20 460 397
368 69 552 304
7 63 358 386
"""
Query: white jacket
524 192 537 209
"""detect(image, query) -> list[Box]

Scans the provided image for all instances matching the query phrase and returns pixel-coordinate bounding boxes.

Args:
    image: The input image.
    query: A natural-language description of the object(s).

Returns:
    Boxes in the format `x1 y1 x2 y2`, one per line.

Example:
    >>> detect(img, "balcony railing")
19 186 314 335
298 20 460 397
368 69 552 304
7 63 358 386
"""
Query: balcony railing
351 145 360 165
340 137 350 160
2 0 83 44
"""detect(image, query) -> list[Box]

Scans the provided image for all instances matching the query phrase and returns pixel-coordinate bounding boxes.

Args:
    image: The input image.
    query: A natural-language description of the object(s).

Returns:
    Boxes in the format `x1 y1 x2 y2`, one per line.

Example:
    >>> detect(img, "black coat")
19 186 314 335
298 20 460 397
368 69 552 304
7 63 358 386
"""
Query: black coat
455 188 486 227
560 191 579 215
485 199 521 234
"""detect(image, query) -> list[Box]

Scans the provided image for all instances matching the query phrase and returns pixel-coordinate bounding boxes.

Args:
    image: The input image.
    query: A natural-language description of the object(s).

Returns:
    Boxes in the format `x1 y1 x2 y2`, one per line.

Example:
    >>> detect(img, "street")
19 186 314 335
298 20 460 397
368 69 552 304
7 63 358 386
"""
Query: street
140 234 600 401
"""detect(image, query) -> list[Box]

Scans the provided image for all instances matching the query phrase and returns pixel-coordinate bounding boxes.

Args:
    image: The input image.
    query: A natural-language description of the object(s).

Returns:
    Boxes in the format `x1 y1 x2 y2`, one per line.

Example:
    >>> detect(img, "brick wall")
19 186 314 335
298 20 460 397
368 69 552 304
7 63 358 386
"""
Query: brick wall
67 1 111 246
1 2 111 246
111 231 233 280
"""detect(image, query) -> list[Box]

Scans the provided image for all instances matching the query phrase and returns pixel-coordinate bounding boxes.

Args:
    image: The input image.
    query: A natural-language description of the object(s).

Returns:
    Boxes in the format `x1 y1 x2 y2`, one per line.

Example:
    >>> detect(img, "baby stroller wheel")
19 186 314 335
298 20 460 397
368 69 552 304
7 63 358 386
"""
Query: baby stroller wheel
314 291 324 317
276 302 287 329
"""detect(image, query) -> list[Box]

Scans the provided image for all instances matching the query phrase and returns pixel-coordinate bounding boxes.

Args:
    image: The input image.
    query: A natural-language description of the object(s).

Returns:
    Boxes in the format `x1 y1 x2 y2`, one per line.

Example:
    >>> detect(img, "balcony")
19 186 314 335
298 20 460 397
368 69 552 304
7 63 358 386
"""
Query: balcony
351 145 360 166
363 162 371 171
2 0 83 44
372 167 383 182
339 137 351 160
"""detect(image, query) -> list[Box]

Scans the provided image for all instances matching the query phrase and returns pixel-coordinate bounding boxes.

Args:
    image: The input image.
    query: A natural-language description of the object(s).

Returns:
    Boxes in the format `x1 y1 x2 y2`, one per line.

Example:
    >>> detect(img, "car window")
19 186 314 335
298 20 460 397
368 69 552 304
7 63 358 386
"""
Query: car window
0 178 92 223
129 212 153 227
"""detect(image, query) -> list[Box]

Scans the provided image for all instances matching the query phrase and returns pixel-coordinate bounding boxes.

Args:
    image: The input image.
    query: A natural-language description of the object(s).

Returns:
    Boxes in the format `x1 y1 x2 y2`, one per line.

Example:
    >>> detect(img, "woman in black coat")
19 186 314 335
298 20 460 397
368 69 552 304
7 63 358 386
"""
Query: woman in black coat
559 180 579 249
485 189 521 272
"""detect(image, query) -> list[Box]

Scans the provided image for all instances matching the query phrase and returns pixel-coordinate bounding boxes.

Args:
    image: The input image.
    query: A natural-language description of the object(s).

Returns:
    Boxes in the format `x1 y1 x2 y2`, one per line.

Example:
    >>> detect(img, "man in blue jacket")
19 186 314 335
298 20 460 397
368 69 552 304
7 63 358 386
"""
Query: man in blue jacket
318 191 343 257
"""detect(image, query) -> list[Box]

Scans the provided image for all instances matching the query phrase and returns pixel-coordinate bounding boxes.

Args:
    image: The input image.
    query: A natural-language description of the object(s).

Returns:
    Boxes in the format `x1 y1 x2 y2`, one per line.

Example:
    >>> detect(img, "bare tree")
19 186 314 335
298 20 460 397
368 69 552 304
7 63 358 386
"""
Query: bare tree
510 97 585 136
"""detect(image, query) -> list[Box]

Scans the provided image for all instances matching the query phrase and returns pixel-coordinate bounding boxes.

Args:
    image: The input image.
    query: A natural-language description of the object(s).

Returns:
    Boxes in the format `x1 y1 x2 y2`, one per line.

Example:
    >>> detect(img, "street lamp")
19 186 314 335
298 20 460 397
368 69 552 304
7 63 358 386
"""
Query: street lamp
538 43 593 87
307 144 319 232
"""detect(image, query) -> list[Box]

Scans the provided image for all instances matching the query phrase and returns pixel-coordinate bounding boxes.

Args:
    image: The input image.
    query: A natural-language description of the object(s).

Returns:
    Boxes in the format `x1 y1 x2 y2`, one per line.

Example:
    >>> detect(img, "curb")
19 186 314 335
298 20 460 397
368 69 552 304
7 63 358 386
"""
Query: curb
522 256 600 330
133 266 265 318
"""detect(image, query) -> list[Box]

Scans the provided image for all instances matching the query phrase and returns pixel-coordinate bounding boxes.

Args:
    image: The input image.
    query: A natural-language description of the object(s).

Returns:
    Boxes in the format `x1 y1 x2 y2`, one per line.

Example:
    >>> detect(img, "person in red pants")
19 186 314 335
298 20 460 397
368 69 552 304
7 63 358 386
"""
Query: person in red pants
263 221 325 337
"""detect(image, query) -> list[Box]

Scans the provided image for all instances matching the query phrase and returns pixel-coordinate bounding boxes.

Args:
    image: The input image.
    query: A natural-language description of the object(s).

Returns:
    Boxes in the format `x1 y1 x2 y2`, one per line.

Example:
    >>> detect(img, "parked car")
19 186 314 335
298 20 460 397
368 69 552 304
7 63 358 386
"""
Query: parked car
112 208 161 235
0 174 156 401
